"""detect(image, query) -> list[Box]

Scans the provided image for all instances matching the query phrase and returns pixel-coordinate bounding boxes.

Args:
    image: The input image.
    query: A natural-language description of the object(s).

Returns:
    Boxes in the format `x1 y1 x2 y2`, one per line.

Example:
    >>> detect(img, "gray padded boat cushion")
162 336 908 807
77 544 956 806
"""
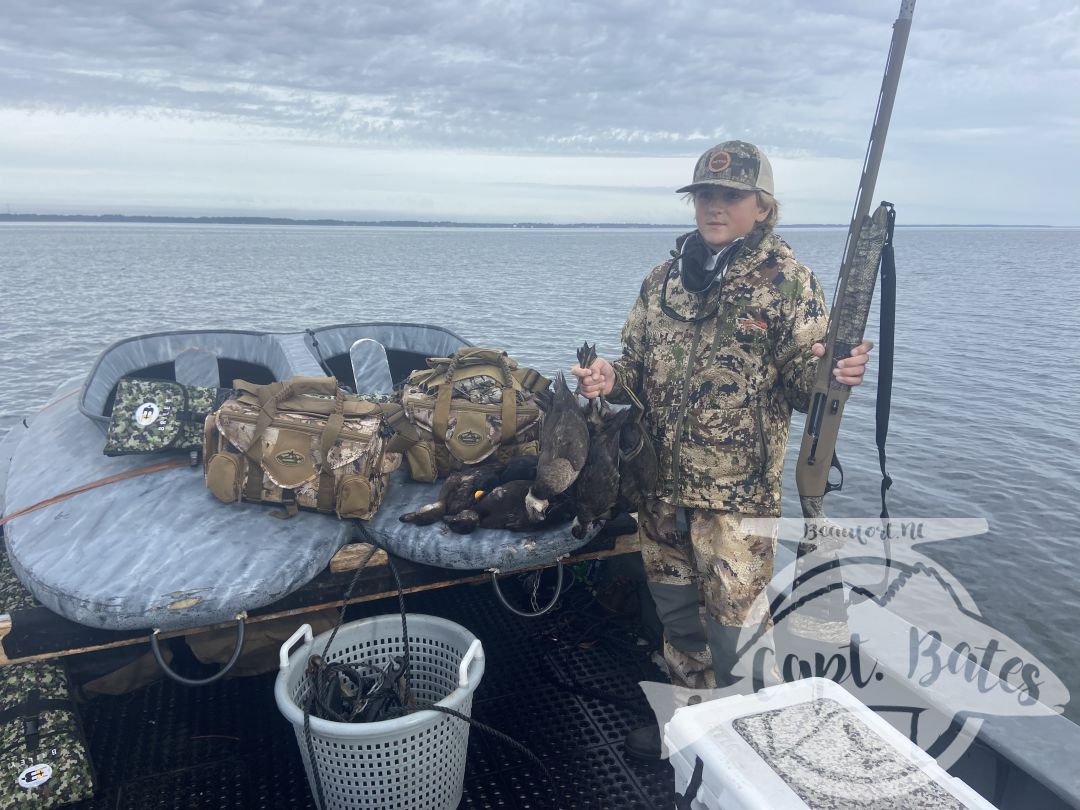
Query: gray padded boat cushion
5 382 349 631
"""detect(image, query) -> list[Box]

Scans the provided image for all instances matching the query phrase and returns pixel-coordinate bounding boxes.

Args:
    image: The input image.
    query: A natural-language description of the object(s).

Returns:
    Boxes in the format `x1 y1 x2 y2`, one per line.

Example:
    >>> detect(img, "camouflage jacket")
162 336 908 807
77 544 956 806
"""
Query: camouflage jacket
610 229 828 515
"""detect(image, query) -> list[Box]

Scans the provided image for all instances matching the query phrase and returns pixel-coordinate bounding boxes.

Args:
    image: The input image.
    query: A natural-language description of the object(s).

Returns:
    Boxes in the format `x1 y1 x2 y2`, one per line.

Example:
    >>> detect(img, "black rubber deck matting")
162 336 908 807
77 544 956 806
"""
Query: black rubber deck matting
66 575 675 809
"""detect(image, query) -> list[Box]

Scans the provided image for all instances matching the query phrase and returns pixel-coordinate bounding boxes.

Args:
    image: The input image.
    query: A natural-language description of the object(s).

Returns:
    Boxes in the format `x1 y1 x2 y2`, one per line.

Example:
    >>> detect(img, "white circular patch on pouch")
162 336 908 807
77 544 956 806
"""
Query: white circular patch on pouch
18 763 52 789
134 401 160 427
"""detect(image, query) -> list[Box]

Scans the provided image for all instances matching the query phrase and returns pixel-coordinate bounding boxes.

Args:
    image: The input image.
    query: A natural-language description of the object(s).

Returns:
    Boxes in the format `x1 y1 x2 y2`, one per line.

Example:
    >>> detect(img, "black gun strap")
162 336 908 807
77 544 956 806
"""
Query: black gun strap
876 204 897 519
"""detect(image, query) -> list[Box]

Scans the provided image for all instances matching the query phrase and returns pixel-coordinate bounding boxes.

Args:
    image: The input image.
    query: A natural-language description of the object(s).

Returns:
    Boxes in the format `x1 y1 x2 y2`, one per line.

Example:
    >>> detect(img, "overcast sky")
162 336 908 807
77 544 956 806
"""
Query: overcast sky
1 0 1077 225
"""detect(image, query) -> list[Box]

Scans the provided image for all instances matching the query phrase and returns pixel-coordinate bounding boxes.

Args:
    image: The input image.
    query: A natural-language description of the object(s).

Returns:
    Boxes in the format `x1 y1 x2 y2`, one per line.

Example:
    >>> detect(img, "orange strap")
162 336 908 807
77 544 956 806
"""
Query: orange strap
0 458 192 528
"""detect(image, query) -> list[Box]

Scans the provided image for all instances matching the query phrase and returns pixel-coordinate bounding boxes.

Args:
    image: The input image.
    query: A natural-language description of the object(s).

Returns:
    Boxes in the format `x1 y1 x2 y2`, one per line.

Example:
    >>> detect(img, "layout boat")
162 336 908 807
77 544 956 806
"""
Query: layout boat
0 323 594 636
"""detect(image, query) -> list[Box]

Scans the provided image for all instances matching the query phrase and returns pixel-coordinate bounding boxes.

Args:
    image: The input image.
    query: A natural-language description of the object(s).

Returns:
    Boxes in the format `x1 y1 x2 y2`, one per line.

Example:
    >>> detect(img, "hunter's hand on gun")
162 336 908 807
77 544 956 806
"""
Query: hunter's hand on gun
571 358 614 399
813 340 874 387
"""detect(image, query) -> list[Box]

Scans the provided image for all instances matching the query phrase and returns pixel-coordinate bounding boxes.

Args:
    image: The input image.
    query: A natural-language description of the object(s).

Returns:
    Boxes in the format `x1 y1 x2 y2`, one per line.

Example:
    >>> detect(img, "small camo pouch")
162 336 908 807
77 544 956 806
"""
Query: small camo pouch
104 379 230 456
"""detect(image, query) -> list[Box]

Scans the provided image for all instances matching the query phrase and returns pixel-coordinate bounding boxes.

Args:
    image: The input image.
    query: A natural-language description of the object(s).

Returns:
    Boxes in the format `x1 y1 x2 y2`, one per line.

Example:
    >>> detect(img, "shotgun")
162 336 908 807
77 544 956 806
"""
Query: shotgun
795 0 915 523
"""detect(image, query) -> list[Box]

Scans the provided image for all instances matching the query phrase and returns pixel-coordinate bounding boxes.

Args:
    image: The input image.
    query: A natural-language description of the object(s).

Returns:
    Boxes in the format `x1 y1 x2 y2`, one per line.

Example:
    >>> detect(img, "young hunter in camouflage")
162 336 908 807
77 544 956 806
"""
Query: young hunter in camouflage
572 140 872 759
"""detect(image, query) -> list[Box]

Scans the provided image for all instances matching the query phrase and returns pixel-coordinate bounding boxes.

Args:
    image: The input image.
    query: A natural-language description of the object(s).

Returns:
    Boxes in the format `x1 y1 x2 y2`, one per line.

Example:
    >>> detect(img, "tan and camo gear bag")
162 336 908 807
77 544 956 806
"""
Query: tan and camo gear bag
397 348 550 482
203 376 401 519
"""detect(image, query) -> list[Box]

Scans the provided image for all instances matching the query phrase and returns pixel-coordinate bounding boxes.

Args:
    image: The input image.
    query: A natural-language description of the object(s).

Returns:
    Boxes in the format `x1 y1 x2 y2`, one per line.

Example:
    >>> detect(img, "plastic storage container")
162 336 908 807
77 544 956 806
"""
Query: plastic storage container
275 614 484 810
665 677 996 810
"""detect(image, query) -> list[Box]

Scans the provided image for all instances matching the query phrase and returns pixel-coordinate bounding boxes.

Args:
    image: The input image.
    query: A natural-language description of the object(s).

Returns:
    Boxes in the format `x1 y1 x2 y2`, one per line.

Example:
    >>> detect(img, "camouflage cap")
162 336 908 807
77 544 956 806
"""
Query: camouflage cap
676 140 774 195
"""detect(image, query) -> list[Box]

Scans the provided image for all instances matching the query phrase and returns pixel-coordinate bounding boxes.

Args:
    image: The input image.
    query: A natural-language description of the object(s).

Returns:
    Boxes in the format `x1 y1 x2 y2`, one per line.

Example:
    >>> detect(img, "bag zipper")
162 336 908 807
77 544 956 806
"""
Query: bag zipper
219 410 379 442
404 398 540 418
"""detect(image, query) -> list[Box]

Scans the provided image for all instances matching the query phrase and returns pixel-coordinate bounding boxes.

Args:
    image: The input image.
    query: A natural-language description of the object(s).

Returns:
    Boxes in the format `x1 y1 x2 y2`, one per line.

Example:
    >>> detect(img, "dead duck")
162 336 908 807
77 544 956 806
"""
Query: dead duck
442 457 540 533
496 454 539 484
571 404 632 539
399 464 501 526
525 372 589 520
615 406 657 514
477 479 534 531
477 479 574 532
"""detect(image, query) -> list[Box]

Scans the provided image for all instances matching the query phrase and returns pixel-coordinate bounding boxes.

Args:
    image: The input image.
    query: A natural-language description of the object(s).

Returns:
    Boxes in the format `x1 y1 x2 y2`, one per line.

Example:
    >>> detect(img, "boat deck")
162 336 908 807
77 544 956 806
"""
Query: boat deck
67 568 676 809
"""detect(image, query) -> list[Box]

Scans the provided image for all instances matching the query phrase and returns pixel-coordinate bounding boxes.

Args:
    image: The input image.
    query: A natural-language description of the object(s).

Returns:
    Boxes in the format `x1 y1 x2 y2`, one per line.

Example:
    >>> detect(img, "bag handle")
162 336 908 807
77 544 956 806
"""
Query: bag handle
235 375 340 402
233 389 384 418
316 393 346 512
432 352 517 444
240 376 343 467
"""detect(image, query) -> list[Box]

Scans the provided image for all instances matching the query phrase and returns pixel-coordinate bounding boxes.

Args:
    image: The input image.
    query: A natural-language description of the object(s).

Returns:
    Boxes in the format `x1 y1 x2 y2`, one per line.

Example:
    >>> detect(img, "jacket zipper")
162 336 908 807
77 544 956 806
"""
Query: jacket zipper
669 321 704 503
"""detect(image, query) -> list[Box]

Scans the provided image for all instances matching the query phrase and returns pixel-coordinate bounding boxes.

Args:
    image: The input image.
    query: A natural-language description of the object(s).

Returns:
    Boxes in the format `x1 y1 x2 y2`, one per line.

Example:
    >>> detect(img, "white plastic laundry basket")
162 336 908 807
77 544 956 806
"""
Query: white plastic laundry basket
275 614 485 810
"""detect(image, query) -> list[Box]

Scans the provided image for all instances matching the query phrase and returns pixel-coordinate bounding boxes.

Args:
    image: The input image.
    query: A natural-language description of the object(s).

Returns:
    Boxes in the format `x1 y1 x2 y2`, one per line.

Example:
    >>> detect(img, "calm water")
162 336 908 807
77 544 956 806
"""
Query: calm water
2 222 1079 720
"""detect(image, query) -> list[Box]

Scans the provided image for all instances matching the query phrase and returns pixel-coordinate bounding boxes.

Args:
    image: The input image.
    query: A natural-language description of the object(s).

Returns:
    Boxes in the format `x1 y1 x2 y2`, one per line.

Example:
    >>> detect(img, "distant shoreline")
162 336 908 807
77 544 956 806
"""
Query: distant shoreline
0 213 1060 229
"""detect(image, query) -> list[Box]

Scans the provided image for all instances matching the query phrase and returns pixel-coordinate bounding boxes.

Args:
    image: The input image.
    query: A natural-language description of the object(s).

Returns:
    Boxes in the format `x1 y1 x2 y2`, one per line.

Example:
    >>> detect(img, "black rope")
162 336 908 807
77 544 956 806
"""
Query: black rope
301 538 380 810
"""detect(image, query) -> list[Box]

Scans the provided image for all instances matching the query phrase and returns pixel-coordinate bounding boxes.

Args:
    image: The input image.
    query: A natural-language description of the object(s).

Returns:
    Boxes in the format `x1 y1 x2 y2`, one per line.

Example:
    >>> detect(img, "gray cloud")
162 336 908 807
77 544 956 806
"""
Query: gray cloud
1 0 1077 224
4 0 1074 160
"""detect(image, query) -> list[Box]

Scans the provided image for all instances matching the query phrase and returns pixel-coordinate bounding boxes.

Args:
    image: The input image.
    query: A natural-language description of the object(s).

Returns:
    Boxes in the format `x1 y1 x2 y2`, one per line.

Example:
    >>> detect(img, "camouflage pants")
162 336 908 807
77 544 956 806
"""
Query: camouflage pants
639 498 776 689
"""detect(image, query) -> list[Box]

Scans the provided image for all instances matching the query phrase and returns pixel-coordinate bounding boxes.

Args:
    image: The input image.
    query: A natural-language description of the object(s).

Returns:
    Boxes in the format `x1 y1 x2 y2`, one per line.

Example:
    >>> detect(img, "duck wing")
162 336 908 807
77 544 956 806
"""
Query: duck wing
498 454 539 483
444 509 480 534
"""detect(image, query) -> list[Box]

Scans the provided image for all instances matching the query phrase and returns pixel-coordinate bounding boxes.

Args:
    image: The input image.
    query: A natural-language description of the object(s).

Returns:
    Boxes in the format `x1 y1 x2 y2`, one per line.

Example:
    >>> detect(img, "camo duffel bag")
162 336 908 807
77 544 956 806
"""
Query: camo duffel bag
104 378 230 456
203 376 400 519
397 348 550 482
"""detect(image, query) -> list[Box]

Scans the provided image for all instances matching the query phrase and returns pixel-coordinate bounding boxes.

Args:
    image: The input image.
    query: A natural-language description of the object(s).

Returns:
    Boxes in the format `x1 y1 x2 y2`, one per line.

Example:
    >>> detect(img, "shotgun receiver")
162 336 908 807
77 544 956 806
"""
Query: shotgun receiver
795 0 915 521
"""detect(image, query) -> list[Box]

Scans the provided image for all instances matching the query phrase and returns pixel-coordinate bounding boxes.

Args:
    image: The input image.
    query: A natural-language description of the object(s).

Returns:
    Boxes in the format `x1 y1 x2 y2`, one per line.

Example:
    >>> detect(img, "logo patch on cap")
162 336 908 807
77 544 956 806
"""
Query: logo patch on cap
707 151 732 173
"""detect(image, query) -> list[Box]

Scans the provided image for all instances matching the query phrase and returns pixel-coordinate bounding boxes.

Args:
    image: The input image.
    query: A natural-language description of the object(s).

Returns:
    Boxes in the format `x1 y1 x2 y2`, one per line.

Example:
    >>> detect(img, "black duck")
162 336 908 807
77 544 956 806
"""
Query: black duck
399 464 501 525
571 405 631 539
615 406 657 514
477 479 574 532
526 372 588 520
